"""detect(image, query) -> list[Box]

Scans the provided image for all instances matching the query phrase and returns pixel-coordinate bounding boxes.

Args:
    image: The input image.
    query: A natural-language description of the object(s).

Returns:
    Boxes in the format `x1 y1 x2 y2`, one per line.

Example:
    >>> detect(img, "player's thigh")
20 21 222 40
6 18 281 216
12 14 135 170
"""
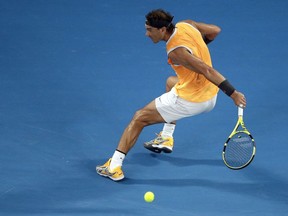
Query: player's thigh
135 100 166 124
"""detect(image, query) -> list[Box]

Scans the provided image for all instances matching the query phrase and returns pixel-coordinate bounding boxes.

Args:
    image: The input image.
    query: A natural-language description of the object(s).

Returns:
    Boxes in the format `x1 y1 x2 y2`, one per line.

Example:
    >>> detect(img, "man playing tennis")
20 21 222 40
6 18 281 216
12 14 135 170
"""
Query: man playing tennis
96 9 246 181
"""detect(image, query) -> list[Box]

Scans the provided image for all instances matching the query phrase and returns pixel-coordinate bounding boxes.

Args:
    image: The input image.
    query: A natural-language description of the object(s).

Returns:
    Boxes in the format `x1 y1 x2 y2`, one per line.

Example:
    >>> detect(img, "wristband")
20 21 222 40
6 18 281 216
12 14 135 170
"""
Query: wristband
218 79 235 96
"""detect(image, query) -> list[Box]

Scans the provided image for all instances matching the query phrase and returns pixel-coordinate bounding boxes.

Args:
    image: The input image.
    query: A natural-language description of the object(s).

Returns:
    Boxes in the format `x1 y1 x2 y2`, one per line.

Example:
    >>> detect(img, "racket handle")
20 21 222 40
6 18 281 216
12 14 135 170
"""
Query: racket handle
238 106 244 116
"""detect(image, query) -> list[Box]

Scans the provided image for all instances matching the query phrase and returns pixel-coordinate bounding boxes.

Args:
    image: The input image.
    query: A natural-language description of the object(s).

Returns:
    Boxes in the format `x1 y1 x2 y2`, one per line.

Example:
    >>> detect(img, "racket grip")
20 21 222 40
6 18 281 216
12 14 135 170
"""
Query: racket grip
238 106 244 116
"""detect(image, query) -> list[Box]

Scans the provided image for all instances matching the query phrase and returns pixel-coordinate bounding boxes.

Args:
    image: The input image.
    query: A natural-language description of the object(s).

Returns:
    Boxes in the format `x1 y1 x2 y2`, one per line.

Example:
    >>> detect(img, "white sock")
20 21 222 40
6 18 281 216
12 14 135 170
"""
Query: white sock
161 123 176 138
110 150 126 170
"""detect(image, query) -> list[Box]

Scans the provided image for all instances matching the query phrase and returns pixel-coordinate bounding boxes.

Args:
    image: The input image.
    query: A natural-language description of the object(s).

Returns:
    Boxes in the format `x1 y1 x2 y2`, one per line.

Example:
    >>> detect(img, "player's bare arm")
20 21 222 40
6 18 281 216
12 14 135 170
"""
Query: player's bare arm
168 48 246 107
168 48 225 85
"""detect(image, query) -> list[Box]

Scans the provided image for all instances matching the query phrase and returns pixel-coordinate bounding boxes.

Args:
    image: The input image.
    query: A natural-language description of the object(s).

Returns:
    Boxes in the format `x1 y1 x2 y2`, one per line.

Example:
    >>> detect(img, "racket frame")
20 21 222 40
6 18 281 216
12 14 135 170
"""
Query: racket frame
222 107 256 170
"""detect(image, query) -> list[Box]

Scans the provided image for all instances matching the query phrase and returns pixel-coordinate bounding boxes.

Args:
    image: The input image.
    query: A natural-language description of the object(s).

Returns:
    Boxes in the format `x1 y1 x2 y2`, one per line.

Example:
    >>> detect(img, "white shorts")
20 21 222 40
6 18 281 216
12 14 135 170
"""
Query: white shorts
155 88 217 123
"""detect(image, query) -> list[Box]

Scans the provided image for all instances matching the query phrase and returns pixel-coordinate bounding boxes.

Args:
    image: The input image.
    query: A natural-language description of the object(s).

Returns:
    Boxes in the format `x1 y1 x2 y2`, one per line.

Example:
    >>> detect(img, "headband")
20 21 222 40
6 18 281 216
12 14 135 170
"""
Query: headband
146 17 174 28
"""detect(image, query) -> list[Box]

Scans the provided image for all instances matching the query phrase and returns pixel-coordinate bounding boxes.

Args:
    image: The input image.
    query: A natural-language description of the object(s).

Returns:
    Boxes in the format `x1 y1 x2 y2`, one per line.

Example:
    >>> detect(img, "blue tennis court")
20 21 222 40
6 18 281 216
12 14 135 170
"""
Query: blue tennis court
1 0 288 215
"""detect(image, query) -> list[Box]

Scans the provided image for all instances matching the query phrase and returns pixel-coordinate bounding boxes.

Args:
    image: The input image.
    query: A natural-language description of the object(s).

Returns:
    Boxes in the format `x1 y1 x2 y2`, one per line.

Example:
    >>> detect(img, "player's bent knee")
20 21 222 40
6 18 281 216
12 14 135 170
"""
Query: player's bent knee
166 76 178 92
132 109 152 127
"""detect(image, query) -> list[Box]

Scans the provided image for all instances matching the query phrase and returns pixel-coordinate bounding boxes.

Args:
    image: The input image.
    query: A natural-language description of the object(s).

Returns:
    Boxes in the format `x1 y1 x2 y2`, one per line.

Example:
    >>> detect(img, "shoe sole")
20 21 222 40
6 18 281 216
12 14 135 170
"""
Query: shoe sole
144 144 173 153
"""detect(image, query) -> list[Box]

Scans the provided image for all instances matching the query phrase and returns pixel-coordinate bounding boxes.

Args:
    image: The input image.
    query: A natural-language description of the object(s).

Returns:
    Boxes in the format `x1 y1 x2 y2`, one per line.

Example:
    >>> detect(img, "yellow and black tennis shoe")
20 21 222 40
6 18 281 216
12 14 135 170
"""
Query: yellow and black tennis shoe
144 132 174 153
96 158 124 181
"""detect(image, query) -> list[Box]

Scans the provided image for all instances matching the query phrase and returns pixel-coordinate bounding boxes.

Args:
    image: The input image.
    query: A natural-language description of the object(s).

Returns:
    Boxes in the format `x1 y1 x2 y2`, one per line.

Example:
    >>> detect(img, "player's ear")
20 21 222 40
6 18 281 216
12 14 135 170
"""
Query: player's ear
159 26 166 33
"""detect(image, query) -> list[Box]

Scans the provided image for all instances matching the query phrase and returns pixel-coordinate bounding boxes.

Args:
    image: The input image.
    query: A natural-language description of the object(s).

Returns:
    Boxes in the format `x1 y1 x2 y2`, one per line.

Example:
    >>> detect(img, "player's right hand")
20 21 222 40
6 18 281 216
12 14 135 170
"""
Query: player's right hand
230 91 246 108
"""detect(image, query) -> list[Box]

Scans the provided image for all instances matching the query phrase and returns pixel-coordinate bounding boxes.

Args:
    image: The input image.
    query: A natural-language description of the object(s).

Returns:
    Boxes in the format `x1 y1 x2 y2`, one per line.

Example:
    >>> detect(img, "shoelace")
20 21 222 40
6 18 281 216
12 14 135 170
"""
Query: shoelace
153 133 168 144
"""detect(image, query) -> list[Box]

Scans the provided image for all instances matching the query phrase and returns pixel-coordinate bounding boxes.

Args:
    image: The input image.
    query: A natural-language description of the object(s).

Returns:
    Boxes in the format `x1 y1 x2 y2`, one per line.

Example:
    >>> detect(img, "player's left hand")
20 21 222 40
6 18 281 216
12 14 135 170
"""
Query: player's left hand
230 90 246 108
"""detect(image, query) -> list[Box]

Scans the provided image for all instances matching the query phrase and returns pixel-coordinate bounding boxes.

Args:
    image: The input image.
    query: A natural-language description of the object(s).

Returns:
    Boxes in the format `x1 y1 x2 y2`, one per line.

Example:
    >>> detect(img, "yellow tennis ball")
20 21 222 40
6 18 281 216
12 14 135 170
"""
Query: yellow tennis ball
144 191 154 203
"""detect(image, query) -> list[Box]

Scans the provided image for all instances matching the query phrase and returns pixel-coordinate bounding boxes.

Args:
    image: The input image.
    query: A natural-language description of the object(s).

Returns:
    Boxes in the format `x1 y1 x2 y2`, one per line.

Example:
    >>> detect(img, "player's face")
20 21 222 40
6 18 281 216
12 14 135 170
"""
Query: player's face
145 24 165 43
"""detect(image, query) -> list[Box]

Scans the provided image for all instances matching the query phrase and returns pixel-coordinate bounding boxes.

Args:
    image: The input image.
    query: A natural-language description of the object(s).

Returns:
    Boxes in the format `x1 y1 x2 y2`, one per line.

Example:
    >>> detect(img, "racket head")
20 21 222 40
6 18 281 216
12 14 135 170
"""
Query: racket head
222 130 256 170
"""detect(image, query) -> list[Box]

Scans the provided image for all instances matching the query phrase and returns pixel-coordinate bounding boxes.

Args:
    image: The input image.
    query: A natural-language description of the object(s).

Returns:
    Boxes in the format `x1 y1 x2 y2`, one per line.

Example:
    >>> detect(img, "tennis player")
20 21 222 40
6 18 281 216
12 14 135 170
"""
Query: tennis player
96 9 246 181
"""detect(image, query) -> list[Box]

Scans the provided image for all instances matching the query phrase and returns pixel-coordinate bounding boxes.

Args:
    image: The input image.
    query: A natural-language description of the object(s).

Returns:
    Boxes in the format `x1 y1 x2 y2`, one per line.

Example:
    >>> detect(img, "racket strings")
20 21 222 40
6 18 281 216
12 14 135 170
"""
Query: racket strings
224 132 254 168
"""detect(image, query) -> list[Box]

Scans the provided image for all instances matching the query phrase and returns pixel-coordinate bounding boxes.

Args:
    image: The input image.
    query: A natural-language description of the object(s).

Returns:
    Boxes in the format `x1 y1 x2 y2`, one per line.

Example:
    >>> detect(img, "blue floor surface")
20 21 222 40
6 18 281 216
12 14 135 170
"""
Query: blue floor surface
1 0 288 215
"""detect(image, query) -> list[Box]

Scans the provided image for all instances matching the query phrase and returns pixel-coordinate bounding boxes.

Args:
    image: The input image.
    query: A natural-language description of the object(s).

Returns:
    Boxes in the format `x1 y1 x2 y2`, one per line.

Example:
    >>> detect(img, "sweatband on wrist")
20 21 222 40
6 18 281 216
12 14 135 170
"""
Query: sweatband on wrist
218 79 235 96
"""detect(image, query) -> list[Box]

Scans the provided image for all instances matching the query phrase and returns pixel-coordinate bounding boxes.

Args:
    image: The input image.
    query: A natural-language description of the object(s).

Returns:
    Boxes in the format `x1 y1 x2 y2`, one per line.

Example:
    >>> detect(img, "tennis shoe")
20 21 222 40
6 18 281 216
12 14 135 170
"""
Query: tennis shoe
144 132 174 153
96 158 124 181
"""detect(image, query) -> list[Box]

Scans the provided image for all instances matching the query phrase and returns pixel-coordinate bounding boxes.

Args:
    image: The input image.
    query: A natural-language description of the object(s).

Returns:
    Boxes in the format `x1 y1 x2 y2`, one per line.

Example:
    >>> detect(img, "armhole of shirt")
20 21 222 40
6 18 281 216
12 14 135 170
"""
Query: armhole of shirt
167 45 193 55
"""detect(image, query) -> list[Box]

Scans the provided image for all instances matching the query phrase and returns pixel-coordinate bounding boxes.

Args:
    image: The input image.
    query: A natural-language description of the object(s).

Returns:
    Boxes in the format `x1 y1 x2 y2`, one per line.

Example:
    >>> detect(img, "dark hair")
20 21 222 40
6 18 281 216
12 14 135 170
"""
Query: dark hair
145 9 175 33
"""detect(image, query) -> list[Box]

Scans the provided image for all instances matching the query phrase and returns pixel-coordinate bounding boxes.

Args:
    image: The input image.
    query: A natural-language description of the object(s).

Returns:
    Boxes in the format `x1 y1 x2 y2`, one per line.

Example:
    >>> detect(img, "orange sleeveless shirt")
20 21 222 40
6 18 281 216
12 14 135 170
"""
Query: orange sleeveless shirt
166 22 219 102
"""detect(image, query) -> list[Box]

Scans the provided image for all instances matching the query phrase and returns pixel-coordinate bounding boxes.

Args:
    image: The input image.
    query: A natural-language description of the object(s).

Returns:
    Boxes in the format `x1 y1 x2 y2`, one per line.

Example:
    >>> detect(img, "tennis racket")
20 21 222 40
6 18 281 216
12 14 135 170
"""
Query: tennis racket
222 106 256 170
